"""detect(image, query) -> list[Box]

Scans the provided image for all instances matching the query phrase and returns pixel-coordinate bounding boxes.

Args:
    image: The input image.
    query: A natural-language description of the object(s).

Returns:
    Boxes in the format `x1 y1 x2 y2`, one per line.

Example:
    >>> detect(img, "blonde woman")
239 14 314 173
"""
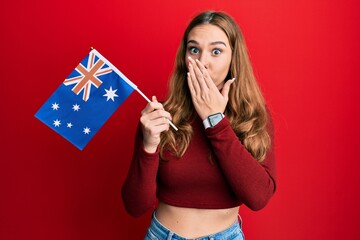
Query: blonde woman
122 11 276 240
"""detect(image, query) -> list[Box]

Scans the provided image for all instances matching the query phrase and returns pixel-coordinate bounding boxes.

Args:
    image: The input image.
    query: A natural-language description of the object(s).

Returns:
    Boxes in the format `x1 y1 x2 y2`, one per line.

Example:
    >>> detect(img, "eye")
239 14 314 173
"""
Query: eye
188 47 200 54
212 49 222 55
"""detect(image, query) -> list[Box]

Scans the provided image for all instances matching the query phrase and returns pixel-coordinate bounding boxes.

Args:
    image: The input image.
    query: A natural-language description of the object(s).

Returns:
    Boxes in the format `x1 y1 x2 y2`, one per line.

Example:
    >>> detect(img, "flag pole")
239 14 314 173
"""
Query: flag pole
135 88 178 131
90 47 178 131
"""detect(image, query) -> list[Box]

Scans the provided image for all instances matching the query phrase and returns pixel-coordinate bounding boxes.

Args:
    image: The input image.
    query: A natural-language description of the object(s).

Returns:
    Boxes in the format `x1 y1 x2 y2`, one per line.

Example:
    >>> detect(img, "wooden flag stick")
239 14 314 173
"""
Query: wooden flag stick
135 88 178 131
90 47 178 131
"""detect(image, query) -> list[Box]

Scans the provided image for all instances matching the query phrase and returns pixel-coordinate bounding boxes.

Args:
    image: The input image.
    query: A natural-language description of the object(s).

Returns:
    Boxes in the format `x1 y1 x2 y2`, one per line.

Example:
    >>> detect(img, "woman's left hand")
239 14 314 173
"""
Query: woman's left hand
187 57 235 120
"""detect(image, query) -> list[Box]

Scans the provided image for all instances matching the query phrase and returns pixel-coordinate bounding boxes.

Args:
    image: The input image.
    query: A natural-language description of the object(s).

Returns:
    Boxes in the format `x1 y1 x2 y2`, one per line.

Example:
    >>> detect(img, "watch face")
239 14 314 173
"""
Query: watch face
209 113 223 126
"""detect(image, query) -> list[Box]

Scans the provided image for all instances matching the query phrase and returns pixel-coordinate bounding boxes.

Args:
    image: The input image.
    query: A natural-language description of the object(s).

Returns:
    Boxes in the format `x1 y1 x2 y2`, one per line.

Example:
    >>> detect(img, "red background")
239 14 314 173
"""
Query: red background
1 0 359 239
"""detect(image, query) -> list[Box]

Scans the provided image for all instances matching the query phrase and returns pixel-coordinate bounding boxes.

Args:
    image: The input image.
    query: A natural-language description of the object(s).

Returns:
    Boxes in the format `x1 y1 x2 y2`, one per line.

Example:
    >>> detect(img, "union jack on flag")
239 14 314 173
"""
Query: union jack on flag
35 49 137 150
63 52 112 102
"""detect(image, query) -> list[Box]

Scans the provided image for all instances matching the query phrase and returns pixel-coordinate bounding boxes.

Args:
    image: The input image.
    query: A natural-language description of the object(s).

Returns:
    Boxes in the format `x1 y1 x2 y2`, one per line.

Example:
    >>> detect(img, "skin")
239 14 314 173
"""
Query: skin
186 24 235 121
140 24 238 238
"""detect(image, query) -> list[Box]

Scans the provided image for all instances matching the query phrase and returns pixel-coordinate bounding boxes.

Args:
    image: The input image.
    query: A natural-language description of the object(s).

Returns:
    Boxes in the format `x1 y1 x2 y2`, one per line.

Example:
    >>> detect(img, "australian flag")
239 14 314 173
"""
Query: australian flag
35 49 136 150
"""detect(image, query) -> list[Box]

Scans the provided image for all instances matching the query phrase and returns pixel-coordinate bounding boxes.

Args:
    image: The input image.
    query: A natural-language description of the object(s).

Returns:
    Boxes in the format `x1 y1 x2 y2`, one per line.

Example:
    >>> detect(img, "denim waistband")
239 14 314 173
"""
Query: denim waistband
147 211 243 240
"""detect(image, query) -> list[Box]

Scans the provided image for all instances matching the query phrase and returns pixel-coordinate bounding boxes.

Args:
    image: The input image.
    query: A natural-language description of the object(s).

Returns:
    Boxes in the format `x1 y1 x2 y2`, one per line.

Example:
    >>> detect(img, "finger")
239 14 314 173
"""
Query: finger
142 117 170 135
188 60 201 95
141 101 164 115
189 57 203 81
142 122 169 144
152 95 158 103
187 72 196 96
149 115 170 127
140 112 170 132
146 109 172 121
221 78 236 100
153 122 170 133
150 96 163 110
195 59 215 89
189 58 208 92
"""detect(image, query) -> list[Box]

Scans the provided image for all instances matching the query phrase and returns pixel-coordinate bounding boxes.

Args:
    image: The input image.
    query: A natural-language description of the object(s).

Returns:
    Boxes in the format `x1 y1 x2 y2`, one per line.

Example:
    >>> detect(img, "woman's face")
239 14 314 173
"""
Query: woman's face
185 24 232 90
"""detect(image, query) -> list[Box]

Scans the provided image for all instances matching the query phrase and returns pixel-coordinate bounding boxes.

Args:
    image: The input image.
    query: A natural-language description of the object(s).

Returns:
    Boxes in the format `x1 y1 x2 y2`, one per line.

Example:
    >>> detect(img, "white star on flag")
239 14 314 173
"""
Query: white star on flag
51 103 60 110
72 104 80 111
53 119 61 127
83 127 91 134
103 86 119 102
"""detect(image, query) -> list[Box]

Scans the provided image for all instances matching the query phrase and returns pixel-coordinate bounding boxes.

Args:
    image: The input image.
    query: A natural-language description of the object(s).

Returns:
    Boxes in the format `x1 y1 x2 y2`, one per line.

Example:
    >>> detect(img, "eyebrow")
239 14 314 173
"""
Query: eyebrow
187 40 227 47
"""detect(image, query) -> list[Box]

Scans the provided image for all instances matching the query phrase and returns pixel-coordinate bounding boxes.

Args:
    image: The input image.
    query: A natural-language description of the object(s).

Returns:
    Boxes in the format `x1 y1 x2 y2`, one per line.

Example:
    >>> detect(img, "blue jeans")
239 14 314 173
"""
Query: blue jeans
145 211 245 240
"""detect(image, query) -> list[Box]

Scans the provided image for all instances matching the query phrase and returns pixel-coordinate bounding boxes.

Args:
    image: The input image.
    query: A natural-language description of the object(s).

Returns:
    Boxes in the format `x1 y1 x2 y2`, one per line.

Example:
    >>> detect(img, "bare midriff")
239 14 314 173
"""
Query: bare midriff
155 201 239 238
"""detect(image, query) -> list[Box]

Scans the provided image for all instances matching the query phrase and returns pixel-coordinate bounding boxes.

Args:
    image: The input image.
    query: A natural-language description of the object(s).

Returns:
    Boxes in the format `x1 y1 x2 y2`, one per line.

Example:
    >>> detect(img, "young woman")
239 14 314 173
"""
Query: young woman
122 11 276 240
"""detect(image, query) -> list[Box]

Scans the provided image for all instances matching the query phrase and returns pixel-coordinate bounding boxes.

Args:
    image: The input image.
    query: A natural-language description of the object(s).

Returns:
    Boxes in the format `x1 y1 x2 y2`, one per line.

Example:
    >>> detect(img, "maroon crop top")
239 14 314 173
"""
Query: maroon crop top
122 115 276 217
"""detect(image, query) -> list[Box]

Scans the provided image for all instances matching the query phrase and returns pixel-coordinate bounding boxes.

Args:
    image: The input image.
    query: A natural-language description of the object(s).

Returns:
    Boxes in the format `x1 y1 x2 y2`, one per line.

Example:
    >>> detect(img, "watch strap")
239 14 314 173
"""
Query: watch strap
203 113 225 129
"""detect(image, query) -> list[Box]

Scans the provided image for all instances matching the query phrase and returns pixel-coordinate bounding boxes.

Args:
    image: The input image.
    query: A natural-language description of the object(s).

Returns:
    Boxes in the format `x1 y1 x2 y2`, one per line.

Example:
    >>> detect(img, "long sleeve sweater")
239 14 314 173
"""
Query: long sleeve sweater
121 115 276 217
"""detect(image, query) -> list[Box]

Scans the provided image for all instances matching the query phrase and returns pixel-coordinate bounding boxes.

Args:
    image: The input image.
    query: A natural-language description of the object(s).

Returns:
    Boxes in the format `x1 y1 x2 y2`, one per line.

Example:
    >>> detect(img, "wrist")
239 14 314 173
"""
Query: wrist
143 142 159 154
203 112 225 129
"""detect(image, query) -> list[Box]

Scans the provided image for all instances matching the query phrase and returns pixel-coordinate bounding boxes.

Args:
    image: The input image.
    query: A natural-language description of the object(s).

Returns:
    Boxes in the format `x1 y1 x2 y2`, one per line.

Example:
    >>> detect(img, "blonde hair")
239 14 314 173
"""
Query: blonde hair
160 11 271 162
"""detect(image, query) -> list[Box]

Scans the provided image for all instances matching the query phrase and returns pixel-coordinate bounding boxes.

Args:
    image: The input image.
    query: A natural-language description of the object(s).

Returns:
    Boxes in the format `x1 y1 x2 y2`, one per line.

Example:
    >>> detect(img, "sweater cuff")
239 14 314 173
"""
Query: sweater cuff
138 142 160 161
205 117 231 136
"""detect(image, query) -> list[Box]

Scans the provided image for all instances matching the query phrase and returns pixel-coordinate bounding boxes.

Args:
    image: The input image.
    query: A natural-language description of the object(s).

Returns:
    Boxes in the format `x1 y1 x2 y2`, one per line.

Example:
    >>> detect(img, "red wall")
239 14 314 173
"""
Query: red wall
1 0 359 239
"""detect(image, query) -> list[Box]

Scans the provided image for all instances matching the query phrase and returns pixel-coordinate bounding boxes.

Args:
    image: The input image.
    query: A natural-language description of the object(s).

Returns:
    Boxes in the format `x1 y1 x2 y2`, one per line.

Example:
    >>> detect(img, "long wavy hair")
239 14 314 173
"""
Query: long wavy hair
160 11 271 162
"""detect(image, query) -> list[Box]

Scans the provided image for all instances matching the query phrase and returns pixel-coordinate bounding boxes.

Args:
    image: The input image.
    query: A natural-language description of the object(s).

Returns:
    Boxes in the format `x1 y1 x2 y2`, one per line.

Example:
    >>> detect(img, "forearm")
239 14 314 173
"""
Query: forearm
206 118 276 211
121 125 159 217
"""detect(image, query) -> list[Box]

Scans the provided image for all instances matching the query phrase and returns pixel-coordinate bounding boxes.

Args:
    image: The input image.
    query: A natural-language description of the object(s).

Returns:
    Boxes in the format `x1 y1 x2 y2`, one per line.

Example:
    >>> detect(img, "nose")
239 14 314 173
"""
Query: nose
199 53 209 69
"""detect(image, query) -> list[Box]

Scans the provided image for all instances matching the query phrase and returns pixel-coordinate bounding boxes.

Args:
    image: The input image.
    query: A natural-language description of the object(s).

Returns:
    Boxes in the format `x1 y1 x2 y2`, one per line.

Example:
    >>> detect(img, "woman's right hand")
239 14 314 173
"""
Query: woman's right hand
140 96 172 153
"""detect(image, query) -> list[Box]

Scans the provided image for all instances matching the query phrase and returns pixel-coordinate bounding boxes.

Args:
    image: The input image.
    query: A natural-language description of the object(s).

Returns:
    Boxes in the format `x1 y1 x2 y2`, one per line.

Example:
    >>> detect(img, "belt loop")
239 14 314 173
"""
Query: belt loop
167 231 173 240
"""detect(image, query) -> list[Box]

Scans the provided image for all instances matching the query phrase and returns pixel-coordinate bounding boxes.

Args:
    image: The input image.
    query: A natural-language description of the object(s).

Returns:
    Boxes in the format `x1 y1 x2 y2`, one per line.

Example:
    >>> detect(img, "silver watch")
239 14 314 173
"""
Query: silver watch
203 113 224 129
